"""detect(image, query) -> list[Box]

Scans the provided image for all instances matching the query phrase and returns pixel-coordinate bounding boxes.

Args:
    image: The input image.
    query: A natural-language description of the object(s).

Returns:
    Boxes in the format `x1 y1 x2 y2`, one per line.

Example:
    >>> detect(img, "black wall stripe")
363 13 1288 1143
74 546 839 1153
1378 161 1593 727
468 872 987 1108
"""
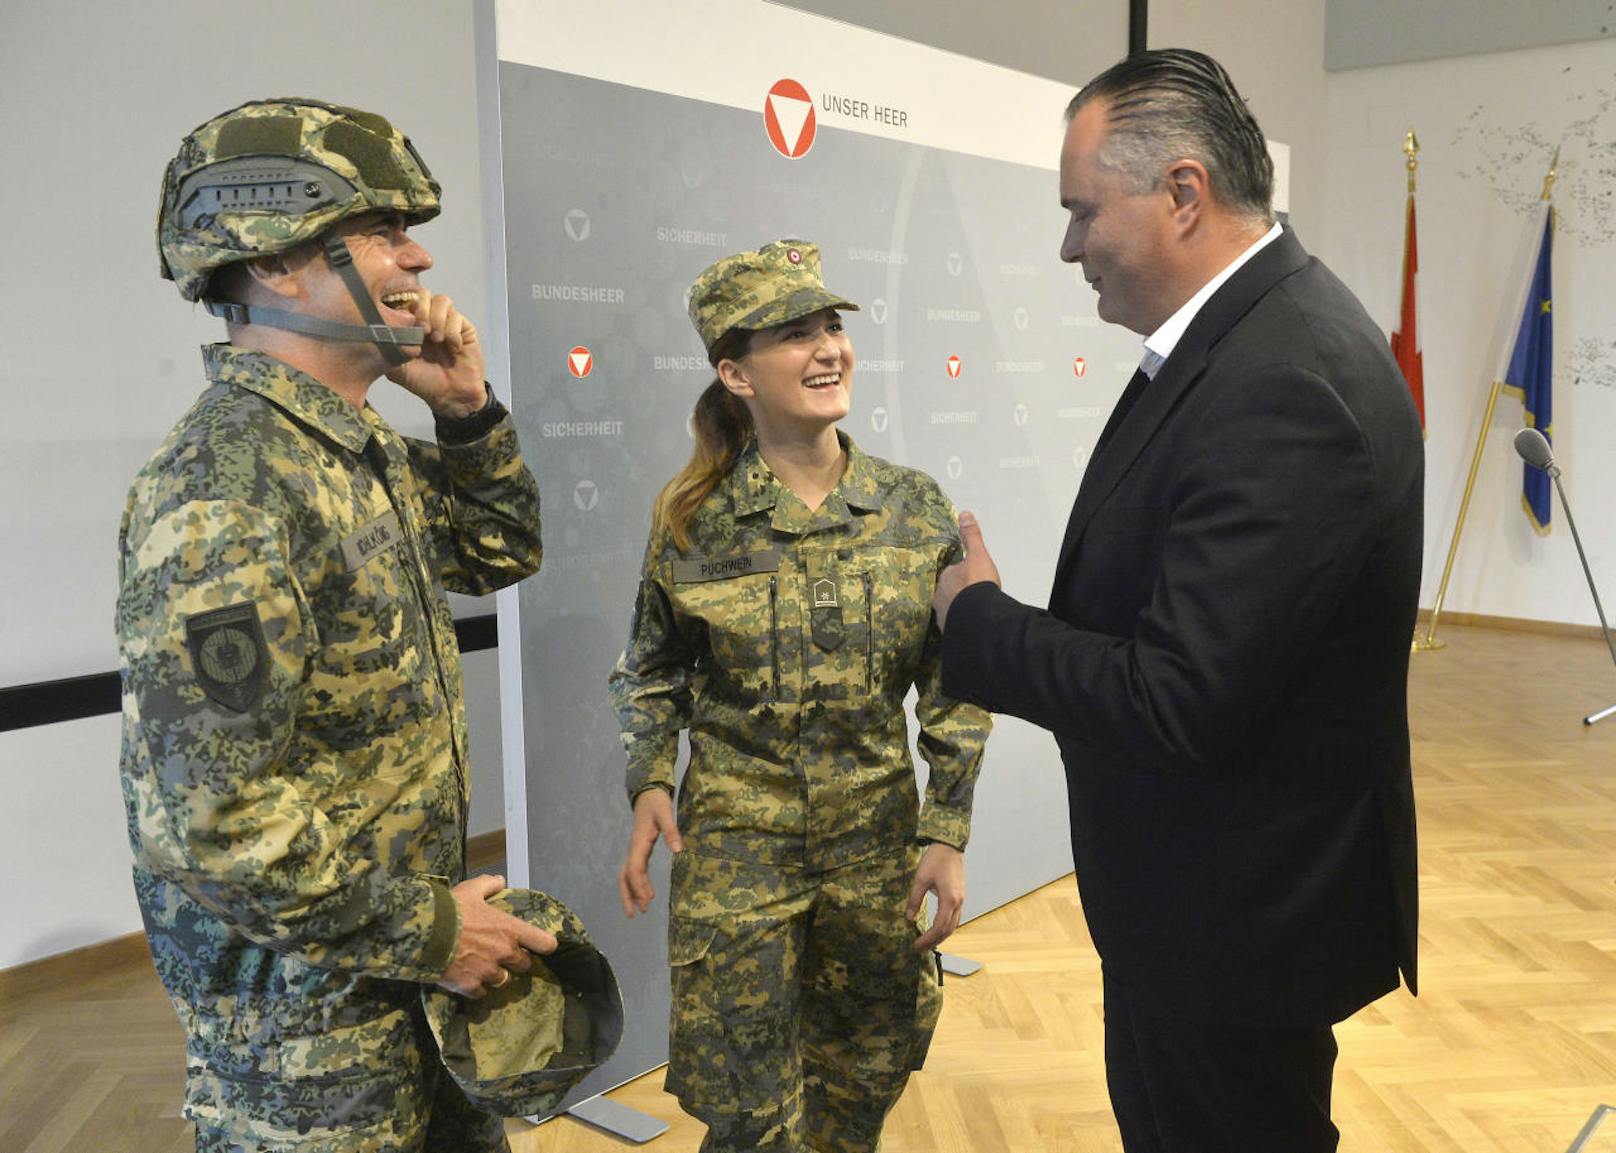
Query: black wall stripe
0 613 499 734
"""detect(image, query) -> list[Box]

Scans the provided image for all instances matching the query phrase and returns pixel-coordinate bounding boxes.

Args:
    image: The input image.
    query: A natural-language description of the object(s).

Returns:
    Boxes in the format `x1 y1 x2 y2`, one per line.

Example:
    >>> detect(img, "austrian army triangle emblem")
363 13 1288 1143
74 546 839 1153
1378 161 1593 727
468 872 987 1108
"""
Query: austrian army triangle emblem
185 603 268 713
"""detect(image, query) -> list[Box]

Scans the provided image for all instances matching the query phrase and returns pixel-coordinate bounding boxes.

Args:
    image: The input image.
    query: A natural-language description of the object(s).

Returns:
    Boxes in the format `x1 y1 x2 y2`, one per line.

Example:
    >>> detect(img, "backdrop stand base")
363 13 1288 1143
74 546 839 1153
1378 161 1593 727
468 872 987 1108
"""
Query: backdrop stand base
562 1096 668 1143
940 953 983 977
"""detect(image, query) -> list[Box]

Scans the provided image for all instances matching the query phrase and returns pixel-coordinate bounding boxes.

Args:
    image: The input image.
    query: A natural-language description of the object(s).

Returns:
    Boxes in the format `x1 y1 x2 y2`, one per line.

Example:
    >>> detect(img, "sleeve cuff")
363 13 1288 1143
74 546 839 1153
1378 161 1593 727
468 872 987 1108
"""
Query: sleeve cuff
435 384 507 444
422 877 462 976
917 803 972 852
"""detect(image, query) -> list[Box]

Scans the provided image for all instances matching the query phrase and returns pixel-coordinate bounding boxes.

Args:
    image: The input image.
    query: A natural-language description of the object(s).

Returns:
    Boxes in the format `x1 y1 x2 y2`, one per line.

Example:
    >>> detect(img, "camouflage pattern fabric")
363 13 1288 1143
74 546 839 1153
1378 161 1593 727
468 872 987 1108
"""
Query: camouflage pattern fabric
687 240 859 354
188 1005 509 1152
665 849 943 1153
421 888 626 1118
608 433 988 1152
157 98 441 302
118 343 541 1150
609 432 990 869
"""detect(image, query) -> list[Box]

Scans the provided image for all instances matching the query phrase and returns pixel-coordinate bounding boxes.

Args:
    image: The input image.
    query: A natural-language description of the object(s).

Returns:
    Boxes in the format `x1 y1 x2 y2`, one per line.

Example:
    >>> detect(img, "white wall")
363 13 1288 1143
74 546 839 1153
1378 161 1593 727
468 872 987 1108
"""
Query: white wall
1320 38 1616 626
0 0 503 969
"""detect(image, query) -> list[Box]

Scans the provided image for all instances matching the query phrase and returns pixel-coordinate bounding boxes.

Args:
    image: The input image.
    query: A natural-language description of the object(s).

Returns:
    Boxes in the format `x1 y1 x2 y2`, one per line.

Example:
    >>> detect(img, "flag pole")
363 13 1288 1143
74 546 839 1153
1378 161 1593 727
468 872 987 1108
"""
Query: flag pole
1415 146 1558 652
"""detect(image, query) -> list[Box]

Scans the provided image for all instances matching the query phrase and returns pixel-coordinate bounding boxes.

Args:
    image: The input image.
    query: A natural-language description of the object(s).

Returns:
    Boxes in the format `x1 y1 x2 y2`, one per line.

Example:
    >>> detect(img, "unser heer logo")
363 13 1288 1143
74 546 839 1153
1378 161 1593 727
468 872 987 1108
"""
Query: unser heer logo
564 208 590 242
947 455 964 480
574 480 599 511
567 346 593 378
1074 357 1087 377
871 407 889 433
946 355 962 379
765 78 816 159
870 298 889 325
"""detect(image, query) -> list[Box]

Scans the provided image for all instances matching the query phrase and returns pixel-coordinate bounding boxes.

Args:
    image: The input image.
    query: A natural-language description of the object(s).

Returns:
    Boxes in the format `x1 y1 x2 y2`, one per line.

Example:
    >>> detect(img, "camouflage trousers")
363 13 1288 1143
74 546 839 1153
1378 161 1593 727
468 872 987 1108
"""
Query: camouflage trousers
665 847 944 1153
186 999 509 1153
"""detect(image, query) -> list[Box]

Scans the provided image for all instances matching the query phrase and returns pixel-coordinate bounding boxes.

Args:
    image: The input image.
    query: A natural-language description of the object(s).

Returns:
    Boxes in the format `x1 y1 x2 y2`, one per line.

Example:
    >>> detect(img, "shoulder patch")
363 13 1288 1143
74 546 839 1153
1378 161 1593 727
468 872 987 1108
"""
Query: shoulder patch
184 603 269 713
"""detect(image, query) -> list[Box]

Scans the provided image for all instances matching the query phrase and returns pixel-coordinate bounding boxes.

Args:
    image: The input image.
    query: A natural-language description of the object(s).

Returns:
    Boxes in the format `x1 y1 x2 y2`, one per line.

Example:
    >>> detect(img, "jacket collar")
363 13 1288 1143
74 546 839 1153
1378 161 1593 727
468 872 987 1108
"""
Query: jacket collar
1052 227 1311 584
203 343 375 455
730 429 884 532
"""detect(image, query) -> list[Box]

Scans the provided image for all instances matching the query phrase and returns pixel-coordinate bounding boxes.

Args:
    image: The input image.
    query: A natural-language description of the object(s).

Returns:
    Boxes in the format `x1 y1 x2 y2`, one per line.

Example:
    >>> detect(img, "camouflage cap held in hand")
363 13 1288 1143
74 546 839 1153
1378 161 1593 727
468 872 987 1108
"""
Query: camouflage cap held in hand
158 97 441 301
421 888 624 1118
688 239 859 354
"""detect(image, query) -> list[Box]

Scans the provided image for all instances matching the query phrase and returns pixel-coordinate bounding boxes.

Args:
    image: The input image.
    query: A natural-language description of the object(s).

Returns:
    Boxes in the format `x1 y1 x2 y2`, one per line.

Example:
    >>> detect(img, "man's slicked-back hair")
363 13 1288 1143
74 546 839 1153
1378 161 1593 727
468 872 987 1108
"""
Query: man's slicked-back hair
1067 49 1275 225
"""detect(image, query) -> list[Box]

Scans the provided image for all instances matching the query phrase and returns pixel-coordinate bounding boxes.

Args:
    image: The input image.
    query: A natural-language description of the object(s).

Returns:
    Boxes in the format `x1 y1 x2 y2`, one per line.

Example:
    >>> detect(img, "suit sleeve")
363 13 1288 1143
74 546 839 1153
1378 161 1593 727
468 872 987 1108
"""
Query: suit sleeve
405 404 542 595
118 497 459 982
912 515 991 849
942 363 1380 772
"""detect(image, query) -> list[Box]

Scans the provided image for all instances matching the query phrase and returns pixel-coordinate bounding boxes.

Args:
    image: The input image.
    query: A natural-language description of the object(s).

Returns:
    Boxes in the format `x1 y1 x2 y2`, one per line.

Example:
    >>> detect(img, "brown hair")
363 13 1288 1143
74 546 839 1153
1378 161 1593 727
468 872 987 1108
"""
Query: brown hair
653 326 755 551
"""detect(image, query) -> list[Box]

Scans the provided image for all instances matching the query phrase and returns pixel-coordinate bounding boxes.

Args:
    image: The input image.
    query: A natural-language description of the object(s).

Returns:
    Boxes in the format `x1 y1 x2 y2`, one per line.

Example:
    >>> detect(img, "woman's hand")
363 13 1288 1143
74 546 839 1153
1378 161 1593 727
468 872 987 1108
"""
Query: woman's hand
619 787 684 917
907 842 965 951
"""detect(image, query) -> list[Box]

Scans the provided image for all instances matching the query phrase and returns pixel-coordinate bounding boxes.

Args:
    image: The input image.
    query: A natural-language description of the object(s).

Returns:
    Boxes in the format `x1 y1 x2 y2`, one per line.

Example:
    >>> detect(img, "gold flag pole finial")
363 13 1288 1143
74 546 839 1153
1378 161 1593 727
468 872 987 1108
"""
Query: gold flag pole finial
1542 146 1560 201
1403 128 1420 194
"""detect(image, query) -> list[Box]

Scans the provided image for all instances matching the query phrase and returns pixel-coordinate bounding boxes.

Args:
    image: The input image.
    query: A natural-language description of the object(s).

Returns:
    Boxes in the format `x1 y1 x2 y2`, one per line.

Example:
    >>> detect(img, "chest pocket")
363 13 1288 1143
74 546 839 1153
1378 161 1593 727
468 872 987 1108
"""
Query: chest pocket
304 507 434 765
674 563 783 701
801 545 937 700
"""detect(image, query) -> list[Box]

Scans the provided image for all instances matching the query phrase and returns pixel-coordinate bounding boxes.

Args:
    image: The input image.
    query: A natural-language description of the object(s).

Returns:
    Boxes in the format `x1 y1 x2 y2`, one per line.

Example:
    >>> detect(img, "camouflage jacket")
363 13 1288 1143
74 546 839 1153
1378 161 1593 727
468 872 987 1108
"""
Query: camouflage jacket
117 344 541 1046
609 434 989 872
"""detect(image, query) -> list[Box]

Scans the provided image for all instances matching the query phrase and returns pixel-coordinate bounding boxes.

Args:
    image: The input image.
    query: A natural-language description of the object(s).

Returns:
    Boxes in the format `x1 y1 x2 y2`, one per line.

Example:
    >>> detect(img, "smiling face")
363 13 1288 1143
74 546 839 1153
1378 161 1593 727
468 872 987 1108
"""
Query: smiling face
1058 98 1178 336
718 308 854 441
295 210 435 367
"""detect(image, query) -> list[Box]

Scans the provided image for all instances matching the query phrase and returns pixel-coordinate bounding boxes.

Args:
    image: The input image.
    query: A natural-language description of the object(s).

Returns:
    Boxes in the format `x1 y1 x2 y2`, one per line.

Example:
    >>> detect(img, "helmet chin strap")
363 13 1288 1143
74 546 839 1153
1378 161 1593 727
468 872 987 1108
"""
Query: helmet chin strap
203 235 424 366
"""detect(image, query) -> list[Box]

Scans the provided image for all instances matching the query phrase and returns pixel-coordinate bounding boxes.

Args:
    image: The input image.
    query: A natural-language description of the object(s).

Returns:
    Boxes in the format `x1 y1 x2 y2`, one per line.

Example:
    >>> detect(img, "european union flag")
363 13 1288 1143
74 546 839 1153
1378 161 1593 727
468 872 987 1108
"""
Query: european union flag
1502 207 1554 533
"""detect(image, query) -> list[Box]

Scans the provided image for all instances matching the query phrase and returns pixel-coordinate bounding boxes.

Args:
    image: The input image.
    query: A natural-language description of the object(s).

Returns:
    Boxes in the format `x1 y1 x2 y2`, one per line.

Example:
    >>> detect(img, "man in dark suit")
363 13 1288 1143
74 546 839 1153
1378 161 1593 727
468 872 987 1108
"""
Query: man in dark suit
932 49 1422 1152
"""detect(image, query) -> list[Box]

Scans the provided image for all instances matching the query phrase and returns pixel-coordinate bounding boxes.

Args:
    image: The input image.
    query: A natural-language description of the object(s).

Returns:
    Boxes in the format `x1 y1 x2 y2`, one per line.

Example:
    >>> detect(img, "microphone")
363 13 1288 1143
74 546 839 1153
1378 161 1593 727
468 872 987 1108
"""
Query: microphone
1513 427 1559 476
1514 427 1616 724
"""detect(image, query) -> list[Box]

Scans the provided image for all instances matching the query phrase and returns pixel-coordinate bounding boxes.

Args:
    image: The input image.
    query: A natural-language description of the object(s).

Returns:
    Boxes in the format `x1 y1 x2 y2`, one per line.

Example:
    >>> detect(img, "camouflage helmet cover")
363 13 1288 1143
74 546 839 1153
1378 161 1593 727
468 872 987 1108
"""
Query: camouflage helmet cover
687 239 859 355
157 97 441 301
420 888 624 1117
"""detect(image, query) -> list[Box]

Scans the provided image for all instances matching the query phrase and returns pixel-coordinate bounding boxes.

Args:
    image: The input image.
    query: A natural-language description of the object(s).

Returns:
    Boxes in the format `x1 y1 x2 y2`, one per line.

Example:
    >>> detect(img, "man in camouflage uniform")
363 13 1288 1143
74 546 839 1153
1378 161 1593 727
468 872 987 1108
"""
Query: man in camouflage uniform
609 241 992 1152
119 98 548 1152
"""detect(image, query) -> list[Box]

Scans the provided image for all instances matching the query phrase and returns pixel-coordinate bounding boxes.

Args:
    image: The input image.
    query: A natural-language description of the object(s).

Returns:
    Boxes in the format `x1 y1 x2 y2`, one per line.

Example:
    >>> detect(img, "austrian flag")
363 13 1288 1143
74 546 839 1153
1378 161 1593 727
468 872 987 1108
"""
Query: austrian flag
1390 192 1426 433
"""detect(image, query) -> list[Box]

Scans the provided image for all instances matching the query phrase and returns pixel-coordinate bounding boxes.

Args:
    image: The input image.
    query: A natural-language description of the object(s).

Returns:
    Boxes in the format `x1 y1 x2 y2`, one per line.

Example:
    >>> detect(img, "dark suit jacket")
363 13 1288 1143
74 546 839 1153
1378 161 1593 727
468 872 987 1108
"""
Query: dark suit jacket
942 228 1422 1026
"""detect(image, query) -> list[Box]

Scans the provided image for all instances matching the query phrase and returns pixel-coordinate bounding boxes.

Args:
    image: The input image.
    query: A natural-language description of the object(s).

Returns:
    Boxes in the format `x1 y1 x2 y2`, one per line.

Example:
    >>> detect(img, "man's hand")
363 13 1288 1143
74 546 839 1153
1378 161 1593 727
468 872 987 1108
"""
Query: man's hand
933 511 1002 631
436 873 557 998
619 787 684 918
386 289 487 418
907 842 966 952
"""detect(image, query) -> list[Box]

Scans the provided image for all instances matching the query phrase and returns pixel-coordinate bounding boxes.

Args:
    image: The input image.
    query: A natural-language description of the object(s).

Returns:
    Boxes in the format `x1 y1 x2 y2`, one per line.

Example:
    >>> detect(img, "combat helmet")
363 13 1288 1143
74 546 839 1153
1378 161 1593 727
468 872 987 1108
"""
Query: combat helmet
157 97 440 364
421 888 624 1117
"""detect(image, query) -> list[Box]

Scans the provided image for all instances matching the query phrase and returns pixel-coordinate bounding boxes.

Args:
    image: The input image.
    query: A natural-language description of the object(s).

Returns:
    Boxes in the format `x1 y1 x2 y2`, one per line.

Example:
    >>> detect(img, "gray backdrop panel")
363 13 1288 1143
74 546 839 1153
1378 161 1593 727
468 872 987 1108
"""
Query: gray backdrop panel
494 61 1139 1107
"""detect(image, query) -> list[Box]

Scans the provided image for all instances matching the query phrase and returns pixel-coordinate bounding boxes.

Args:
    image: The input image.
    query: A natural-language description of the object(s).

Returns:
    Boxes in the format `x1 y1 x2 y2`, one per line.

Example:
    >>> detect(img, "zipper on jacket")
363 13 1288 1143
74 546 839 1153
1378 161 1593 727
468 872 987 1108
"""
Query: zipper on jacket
862 571 874 692
769 575 781 699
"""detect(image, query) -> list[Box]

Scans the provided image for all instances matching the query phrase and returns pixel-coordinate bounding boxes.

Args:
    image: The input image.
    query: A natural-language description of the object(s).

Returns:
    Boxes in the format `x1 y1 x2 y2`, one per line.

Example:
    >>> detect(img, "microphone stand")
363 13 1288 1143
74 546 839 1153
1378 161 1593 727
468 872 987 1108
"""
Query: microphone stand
1543 466 1616 725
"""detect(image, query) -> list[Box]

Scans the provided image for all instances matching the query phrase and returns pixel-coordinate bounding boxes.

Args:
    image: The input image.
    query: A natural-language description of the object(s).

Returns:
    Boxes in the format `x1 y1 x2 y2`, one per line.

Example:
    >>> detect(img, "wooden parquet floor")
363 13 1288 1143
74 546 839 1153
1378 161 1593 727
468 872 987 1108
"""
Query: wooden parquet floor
4 623 1615 1152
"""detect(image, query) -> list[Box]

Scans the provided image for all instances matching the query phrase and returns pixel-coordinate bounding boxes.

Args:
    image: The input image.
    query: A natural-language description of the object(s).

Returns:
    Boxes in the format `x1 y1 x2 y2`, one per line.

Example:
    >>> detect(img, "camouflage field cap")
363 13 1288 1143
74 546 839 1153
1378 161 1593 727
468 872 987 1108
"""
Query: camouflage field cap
157 97 441 301
421 889 623 1118
688 239 859 354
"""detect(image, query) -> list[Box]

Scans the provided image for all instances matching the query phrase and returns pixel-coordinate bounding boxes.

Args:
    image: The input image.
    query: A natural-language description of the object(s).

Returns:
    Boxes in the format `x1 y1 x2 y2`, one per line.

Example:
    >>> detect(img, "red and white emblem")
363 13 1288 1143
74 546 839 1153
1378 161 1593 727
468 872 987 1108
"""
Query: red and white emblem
765 78 816 159
946 355 962 379
1073 357 1087 377
567 346 593 378
786 248 803 264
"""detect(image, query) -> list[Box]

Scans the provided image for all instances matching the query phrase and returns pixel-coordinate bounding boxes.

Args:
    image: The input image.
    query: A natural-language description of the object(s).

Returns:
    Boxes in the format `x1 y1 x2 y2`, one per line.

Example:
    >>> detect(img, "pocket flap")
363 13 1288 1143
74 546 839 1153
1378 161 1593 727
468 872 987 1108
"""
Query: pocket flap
667 915 719 967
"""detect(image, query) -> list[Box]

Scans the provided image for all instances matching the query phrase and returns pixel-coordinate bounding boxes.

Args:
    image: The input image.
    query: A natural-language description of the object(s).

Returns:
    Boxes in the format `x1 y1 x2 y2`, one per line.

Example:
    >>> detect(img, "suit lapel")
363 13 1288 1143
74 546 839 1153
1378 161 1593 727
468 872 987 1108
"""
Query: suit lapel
1051 228 1312 589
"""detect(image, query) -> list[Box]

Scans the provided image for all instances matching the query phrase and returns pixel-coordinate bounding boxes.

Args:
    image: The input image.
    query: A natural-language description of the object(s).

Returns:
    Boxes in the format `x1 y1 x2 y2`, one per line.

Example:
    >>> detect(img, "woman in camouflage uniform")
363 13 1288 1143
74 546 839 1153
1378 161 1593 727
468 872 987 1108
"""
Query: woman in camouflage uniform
608 240 991 1153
